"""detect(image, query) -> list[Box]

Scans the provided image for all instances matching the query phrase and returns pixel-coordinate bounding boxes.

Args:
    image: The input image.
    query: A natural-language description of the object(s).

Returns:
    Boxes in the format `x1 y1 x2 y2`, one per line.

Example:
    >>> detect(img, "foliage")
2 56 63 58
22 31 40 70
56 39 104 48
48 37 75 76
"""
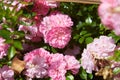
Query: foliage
0 1 120 80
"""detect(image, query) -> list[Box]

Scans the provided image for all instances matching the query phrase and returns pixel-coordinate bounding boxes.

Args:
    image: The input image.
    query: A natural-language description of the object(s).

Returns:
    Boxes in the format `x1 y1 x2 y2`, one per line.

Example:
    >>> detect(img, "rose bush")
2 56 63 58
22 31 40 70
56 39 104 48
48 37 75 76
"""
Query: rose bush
1 0 120 80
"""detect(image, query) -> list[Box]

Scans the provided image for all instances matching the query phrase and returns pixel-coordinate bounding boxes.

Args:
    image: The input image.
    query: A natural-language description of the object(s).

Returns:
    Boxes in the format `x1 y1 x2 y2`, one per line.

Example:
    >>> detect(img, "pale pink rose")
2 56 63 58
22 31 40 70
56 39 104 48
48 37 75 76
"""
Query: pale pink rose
64 55 80 74
64 45 80 56
0 37 9 59
24 48 51 79
81 49 98 73
87 36 116 59
48 53 66 80
98 0 120 35
45 27 71 48
0 65 14 80
19 25 42 42
39 13 73 37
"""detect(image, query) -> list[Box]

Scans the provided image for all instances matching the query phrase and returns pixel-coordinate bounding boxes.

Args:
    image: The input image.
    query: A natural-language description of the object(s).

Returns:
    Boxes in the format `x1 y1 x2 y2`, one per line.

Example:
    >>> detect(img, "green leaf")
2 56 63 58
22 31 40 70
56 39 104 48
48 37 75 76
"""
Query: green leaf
88 73 93 79
66 73 74 80
114 50 120 61
108 50 120 62
85 17 92 24
0 30 11 39
85 37 93 44
113 67 120 75
8 46 16 60
108 32 120 43
13 40 23 50
83 33 91 37
79 37 84 44
51 47 57 53
80 31 87 36
13 31 25 38
5 39 13 44
73 35 80 40
80 68 87 80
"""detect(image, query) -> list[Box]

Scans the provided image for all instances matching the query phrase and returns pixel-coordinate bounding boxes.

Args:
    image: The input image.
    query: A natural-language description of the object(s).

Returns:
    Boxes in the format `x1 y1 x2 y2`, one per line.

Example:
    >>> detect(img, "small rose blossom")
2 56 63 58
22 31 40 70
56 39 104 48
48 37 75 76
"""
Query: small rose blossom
24 48 51 79
64 55 80 74
45 27 71 48
87 36 116 59
0 65 14 80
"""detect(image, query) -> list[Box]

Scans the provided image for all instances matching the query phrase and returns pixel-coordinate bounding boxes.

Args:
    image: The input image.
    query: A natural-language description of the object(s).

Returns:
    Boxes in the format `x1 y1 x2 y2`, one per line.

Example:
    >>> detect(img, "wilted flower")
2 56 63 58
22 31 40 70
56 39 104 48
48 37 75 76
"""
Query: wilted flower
81 36 116 73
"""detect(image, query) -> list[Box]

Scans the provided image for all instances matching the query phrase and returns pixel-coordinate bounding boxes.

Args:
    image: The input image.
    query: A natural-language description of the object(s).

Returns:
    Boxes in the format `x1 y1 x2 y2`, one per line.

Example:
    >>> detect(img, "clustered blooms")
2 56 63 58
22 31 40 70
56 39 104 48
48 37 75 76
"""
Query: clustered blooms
18 0 59 42
18 0 73 49
81 36 116 73
98 0 120 35
0 37 9 59
0 65 14 80
1 0 120 80
24 48 80 80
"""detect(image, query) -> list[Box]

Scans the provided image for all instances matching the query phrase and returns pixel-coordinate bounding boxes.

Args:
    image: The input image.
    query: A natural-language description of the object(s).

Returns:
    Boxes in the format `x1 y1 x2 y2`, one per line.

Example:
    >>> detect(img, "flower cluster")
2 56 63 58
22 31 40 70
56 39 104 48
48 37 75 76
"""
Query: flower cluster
98 0 120 35
24 48 80 80
81 36 116 73
18 0 73 49
1 0 120 80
